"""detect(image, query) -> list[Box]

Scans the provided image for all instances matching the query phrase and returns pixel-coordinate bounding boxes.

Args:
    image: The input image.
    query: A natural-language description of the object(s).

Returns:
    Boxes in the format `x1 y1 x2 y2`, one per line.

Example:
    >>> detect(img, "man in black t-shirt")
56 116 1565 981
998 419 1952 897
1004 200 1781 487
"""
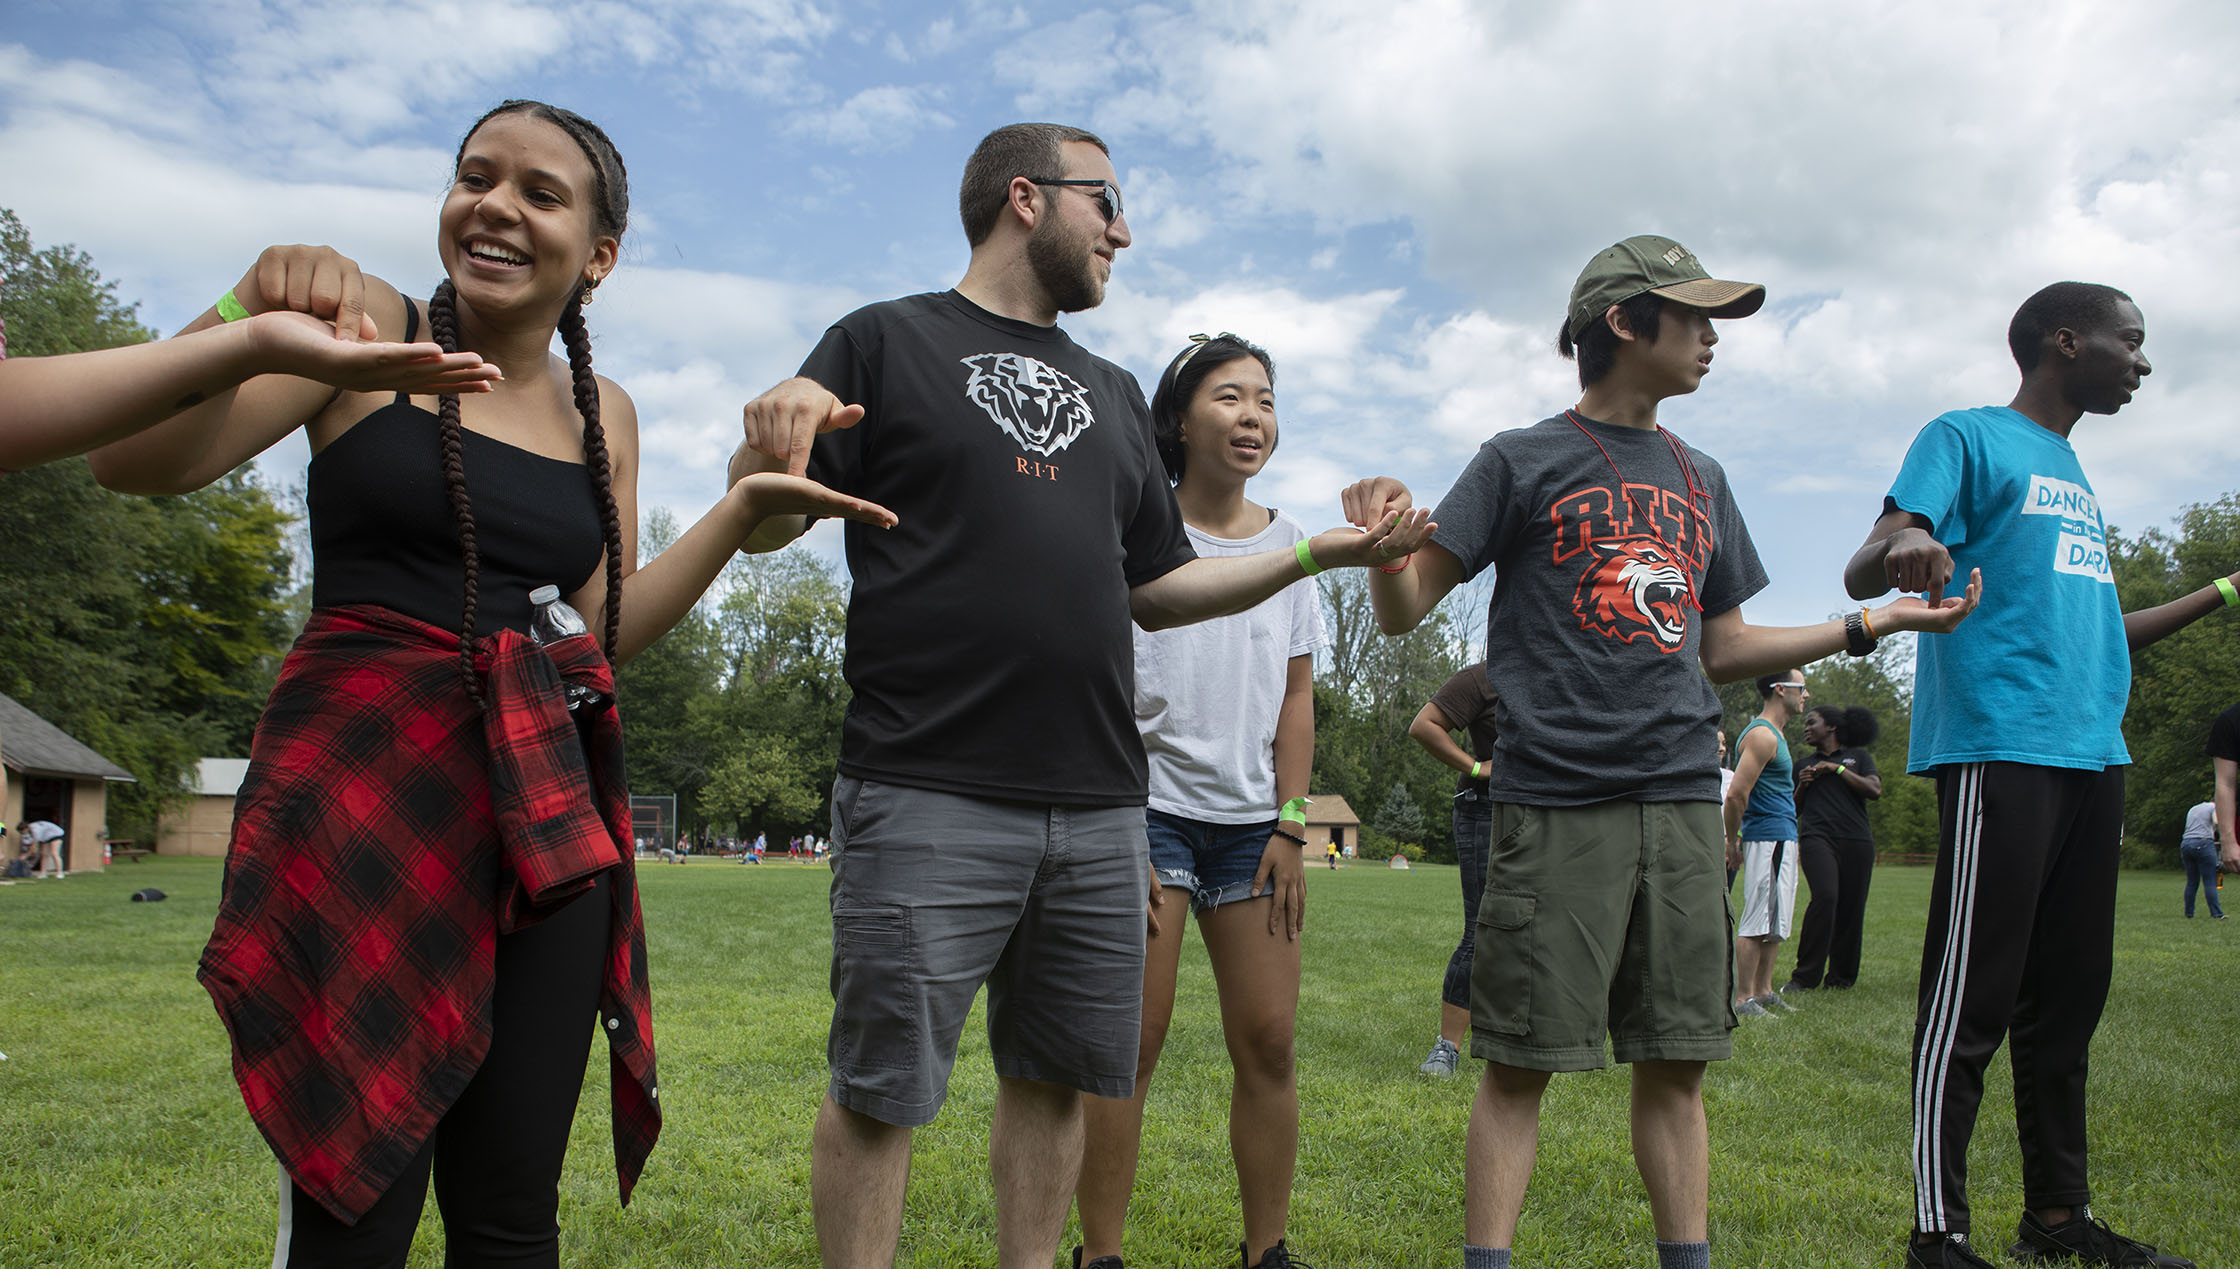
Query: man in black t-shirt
725 123 1429 1269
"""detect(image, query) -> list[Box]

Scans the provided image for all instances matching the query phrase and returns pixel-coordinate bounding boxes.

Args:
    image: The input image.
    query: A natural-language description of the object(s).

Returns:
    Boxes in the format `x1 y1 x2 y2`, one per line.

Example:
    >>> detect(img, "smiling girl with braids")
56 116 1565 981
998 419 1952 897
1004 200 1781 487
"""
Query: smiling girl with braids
90 100 891 1266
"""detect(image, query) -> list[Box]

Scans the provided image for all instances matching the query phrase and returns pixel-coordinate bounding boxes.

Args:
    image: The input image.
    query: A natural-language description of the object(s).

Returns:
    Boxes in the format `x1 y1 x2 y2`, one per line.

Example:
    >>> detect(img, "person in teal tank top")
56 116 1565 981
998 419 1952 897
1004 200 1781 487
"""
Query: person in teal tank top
1724 671 1807 1016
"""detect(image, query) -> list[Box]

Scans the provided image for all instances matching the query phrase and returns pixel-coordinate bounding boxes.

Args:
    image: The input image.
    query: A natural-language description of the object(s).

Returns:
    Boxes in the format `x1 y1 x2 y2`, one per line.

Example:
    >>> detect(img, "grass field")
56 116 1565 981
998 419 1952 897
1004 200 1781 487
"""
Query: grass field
0 855 2230 1267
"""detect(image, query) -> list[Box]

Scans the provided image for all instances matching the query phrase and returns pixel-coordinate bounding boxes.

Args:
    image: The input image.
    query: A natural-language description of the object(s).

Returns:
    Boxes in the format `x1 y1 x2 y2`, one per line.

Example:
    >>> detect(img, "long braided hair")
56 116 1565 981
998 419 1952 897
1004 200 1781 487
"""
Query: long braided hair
430 100 630 702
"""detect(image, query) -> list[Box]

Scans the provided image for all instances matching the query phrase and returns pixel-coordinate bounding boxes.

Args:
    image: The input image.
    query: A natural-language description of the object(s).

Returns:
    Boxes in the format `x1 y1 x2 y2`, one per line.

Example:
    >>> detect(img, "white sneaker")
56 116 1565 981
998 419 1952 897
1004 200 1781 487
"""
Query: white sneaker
1735 998 1775 1019
1418 1037 1460 1076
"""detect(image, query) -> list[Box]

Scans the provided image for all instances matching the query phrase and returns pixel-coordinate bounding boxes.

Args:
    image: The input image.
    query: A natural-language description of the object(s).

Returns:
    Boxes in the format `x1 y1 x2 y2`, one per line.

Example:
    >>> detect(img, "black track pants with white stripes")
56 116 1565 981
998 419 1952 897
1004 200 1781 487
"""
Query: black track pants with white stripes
1909 761 2124 1236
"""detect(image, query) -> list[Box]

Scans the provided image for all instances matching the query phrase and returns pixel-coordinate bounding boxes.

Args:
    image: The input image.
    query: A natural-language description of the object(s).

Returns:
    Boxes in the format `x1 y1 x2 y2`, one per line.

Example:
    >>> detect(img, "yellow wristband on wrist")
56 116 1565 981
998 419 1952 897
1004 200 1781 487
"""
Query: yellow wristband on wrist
1293 538 1323 577
215 290 251 323
1279 796 1312 824
2217 577 2238 609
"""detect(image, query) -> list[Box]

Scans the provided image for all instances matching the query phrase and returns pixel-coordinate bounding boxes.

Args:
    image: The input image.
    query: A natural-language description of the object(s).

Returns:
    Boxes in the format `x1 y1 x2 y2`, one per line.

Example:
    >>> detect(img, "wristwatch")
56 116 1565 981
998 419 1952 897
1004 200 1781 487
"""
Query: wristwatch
1844 609 1878 657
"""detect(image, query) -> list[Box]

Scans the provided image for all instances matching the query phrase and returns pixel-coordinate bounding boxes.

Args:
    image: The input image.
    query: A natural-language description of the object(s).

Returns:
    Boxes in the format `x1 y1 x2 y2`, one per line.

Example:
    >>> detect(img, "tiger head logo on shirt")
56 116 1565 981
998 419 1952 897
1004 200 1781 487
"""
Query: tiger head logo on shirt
1572 537 1692 652
960 353 1097 457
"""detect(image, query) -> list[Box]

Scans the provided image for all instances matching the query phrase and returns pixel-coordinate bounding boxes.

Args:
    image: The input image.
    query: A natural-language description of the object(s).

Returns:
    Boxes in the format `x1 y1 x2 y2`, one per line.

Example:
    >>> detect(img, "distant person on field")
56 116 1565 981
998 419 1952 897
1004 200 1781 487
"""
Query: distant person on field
1726 673 1804 1017
2177 800 2222 920
1409 662 1498 1078
1786 706 1882 989
22 820 64 879
1344 235 1978 1269
1847 280 2218 1269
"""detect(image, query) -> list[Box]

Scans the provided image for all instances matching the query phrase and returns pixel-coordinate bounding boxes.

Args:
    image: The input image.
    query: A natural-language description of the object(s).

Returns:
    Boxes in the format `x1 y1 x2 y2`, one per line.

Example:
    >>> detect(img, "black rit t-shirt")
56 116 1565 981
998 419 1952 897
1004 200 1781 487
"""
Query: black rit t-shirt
801 291 1196 805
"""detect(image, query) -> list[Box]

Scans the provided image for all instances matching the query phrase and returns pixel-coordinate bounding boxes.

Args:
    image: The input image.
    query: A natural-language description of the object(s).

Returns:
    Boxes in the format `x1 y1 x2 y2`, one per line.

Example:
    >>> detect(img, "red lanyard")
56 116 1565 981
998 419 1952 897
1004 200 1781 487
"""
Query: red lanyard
1563 410 1708 612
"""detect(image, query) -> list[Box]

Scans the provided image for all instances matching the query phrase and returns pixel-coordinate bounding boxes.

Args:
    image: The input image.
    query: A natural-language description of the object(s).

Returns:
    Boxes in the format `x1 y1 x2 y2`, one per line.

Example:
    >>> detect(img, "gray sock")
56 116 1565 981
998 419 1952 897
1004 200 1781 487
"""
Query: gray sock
1463 1246 1509 1269
1656 1239 1710 1269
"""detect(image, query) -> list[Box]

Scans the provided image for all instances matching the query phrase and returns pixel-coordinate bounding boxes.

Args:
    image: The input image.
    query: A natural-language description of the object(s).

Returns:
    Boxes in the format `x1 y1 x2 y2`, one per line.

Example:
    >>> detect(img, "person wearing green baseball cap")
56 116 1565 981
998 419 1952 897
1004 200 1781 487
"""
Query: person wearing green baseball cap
1337 235 1983 1269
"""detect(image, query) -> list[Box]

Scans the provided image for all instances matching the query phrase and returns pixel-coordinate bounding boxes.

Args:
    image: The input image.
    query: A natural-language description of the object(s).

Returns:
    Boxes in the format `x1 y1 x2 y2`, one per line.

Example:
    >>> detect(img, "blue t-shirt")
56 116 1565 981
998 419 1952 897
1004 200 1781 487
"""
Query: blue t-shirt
1886 406 2129 774
1738 717 1796 841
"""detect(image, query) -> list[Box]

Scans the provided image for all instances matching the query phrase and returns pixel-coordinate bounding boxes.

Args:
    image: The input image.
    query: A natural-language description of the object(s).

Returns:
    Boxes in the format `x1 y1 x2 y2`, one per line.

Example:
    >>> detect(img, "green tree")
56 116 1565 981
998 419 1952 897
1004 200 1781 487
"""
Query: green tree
699 733 825 830
0 210 295 839
1374 780 1426 843
615 509 726 835
2110 500 2240 864
1312 571 1465 860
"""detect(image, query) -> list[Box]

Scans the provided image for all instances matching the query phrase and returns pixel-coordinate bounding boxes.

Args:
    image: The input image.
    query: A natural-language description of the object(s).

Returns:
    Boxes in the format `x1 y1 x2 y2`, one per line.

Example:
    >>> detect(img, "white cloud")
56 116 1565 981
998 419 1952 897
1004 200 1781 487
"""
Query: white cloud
783 84 955 151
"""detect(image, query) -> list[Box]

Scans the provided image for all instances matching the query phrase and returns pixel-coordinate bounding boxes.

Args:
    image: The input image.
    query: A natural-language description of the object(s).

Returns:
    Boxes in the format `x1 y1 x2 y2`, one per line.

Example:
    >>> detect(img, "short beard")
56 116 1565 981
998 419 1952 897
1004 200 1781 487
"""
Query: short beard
1027 216 1104 314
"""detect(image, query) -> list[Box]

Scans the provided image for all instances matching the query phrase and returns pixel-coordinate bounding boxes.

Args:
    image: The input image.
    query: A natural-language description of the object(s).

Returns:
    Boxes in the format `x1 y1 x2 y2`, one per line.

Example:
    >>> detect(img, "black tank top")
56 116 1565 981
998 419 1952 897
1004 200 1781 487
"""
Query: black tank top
307 304 604 638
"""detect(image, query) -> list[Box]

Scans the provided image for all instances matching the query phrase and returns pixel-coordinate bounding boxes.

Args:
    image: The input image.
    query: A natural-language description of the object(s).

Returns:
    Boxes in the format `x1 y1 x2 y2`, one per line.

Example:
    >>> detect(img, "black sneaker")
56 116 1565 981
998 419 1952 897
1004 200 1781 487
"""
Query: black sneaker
1074 1247 1124 1269
1905 1232 1996 1268
1243 1238 1315 1268
2009 1209 2194 1266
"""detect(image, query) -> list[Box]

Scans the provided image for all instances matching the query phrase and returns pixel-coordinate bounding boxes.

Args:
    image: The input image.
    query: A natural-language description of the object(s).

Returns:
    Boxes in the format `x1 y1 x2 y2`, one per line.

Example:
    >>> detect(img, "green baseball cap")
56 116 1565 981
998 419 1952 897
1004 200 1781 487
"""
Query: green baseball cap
1566 235 1765 341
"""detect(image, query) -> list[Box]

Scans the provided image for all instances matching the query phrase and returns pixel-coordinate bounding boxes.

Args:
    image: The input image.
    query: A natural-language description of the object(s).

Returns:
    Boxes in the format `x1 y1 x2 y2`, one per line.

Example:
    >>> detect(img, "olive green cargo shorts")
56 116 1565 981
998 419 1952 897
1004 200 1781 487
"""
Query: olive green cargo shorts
1468 799 1736 1071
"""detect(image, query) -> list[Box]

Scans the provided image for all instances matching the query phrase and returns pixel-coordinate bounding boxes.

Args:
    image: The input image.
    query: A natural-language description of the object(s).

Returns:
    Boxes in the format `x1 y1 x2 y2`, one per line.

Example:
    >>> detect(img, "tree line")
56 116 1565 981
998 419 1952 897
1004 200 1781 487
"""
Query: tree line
2 209 2227 866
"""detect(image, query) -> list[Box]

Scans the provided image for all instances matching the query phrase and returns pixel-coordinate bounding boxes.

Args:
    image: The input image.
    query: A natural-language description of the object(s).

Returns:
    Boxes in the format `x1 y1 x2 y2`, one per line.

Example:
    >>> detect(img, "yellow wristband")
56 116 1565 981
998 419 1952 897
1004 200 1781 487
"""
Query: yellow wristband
215 290 251 323
1293 538 1323 577
1469 760 1483 780
2217 577 2238 609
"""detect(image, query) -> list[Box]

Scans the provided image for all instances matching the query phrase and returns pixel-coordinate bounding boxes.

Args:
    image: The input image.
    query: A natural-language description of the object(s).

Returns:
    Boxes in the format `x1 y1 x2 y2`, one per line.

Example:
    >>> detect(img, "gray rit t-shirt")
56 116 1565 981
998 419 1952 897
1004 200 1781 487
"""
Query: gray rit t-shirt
1430 412 1767 806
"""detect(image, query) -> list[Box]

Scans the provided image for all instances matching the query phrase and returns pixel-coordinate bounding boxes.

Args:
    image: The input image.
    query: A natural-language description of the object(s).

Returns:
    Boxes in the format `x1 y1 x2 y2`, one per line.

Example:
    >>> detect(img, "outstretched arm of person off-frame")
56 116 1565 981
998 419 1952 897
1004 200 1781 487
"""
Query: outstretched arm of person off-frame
1845 506 1956 602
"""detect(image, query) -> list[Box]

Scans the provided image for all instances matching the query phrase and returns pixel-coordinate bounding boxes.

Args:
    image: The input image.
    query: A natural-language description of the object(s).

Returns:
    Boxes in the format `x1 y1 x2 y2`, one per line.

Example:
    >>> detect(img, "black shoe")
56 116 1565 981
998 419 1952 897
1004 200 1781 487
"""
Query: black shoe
1905 1232 1996 1268
1244 1238 1315 1268
2009 1209 2194 1267
1074 1247 1124 1269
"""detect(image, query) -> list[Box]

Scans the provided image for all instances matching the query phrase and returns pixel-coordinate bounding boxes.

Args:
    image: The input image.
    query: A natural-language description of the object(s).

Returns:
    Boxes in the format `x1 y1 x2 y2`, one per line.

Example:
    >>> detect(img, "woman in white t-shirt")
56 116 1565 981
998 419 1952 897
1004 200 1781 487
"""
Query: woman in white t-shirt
1073 334 1326 1269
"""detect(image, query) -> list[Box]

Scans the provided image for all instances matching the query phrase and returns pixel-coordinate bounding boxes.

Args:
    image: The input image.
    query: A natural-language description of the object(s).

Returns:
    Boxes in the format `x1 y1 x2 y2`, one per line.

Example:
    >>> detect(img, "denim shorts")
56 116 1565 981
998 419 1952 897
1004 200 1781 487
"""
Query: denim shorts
1146 808 1281 913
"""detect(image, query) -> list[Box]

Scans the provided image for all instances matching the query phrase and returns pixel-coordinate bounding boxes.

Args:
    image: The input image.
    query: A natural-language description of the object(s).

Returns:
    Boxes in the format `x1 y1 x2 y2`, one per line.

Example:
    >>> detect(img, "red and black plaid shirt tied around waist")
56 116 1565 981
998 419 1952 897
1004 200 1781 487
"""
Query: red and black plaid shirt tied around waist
199 604 660 1224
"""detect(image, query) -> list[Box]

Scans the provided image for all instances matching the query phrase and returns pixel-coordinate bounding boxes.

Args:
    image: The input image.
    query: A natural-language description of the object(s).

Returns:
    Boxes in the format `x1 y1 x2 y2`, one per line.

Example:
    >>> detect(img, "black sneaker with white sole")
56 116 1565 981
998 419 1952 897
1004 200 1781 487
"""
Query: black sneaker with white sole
1074 1247 1123 1269
2009 1208 2194 1267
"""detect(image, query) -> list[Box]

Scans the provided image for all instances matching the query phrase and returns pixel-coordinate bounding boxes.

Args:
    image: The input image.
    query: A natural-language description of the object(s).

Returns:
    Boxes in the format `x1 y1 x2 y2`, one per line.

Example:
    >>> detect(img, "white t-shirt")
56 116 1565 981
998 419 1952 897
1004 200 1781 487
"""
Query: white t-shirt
1135 510 1327 823
2183 801 2215 842
24 821 63 844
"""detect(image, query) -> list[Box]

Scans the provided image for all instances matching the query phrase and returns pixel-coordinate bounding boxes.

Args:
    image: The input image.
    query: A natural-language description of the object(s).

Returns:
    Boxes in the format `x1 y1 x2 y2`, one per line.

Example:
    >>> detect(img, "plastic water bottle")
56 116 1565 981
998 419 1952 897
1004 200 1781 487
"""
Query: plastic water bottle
528 585 612 713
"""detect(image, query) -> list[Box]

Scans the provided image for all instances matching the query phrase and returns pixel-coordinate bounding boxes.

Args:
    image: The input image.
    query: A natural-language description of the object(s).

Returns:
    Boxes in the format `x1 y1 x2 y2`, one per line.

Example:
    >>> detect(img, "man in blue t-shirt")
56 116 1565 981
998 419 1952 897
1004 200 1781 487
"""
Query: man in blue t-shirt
1847 282 2227 1269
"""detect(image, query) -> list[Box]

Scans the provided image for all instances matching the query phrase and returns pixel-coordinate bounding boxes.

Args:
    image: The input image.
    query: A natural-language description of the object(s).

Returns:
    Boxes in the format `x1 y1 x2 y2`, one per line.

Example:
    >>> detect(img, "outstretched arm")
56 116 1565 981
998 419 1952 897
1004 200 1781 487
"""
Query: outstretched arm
2121 572 2240 651
2 314 494 473
1696 569 1983 684
1128 508 1433 630
1338 476 1468 634
569 384 895 667
89 247 499 494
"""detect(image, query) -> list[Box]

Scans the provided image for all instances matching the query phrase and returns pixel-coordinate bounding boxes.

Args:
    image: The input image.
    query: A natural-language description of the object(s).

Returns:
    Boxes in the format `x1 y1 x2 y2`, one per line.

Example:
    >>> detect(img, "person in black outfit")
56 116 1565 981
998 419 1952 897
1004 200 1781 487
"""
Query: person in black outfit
1784 705 1881 990
89 101 889 1268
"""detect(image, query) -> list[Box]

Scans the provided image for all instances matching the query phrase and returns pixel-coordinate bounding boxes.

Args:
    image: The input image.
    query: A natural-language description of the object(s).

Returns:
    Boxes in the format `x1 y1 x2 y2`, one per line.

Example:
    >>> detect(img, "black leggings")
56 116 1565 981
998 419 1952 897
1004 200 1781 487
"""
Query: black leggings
1788 834 1874 988
276 875 612 1268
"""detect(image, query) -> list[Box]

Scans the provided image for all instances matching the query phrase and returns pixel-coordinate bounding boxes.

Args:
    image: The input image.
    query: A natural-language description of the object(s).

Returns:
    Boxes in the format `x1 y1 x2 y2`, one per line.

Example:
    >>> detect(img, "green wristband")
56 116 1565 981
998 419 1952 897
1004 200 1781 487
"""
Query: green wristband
2218 577 2238 609
215 290 251 323
1279 796 1312 824
1293 537 1323 577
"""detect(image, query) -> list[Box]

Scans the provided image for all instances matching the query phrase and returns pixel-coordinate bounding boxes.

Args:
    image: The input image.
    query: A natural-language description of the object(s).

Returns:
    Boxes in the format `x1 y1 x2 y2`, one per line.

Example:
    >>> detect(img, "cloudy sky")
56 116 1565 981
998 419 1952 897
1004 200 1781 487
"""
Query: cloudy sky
7 0 2238 629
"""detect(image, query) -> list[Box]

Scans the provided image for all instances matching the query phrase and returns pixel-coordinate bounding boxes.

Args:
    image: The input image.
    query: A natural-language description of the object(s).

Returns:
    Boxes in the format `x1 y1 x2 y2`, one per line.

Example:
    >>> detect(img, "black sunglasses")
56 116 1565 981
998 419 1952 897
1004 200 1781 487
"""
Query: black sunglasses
1028 177 1123 225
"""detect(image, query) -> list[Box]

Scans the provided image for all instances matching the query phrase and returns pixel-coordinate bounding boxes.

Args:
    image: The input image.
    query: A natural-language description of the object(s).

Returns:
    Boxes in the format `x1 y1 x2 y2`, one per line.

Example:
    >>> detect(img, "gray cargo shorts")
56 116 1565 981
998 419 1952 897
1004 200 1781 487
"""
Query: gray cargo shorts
824 775 1151 1127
